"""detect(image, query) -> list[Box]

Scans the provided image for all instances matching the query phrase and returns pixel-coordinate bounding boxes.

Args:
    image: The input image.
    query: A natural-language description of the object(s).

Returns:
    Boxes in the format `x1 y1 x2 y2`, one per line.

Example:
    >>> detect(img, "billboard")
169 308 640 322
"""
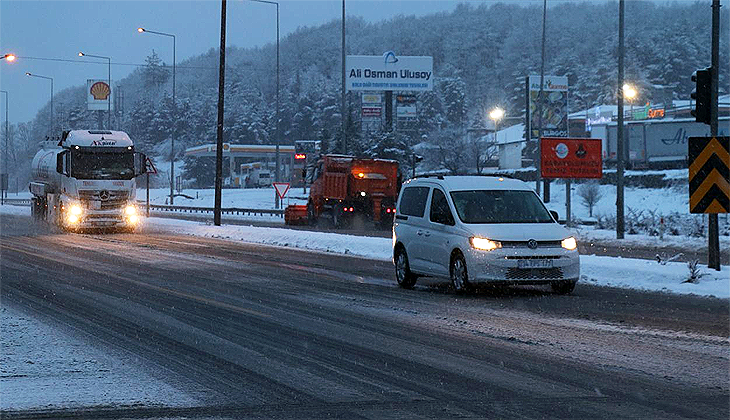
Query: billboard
346 53 433 92
540 138 602 179
527 75 568 140
396 94 417 118
87 79 114 111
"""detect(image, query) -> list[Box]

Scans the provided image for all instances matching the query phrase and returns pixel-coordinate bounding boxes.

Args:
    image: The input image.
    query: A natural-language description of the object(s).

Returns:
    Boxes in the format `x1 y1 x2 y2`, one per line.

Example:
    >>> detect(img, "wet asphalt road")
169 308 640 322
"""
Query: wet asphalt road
1 213 728 419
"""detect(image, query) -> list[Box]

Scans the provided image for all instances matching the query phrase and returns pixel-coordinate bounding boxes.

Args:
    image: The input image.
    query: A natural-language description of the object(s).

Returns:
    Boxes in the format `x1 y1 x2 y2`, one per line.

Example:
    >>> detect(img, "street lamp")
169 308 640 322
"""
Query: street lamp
623 83 637 119
138 27 177 205
1 54 16 62
489 107 505 142
25 73 54 135
78 51 111 130
244 0 280 208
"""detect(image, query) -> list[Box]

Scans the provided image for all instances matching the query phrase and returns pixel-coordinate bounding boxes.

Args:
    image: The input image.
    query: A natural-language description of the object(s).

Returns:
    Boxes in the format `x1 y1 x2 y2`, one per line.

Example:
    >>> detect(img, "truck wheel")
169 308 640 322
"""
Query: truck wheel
332 205 346 229
307 202 318 226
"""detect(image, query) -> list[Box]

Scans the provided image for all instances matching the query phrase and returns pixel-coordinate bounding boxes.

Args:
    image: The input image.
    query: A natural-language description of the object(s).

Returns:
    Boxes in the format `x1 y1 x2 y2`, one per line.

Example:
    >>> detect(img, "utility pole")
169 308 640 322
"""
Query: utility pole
708 0 721 270
535 0 547 197
214 0 227 226
341 0 347 154
616 0 626 240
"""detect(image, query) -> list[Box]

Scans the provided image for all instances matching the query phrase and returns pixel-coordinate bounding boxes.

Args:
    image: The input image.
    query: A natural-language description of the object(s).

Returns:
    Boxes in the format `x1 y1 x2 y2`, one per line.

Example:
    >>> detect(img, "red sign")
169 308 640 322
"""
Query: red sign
362 106 382 117
540 138 602 179
273 182 290 199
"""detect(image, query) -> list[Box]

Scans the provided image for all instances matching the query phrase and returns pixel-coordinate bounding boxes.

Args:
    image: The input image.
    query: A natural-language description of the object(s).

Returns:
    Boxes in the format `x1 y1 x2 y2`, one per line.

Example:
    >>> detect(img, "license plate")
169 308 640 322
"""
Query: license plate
517 259 553 269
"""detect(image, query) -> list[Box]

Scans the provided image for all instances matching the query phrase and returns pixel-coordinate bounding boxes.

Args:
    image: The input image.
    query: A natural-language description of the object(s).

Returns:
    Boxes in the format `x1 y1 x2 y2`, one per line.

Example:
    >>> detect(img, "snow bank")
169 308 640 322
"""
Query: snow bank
146 218 729 299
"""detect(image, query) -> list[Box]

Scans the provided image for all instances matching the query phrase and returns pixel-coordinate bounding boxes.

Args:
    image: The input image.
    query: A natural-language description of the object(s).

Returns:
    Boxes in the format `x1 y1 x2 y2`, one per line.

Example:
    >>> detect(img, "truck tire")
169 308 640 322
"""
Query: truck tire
307 202 318 226
332 204 346 229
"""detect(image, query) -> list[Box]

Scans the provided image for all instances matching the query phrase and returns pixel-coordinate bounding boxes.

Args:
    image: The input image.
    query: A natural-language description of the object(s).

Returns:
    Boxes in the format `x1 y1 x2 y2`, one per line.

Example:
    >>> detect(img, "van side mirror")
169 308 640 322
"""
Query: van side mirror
135 152 147 176
549 210 560 222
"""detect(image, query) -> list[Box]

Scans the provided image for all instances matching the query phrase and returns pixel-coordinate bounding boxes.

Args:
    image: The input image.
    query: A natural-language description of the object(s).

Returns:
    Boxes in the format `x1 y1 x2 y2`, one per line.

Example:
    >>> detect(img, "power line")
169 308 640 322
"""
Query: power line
16 55 217 70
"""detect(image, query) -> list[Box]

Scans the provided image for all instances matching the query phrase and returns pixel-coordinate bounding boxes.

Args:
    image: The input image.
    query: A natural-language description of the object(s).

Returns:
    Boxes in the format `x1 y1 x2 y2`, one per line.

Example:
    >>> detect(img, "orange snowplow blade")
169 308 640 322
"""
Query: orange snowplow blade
285 205 308 225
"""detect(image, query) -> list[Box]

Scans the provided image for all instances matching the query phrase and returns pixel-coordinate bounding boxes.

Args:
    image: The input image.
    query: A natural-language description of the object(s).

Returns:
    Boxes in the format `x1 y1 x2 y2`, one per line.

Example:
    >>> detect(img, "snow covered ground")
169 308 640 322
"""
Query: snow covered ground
2 204 728 298
0 303 203 411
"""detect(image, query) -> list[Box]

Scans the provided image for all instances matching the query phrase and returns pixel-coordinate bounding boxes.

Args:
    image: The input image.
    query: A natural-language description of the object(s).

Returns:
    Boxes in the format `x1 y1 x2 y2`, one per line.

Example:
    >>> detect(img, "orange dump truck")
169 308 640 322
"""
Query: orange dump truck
285 154 400 228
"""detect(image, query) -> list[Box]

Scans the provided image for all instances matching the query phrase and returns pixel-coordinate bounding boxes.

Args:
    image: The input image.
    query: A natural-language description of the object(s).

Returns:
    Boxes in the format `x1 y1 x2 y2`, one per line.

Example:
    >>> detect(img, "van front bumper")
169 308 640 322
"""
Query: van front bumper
464 246 580 284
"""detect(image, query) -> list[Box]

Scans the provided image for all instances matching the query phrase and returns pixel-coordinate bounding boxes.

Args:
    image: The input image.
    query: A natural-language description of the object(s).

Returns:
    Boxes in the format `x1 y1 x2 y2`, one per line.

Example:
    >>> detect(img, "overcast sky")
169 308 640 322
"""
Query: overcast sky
1 0 590 125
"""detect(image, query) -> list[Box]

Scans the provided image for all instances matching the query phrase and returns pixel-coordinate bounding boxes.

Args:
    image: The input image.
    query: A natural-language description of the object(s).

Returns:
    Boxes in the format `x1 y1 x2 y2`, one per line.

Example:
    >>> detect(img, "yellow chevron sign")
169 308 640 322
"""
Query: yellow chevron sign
688 136 729 214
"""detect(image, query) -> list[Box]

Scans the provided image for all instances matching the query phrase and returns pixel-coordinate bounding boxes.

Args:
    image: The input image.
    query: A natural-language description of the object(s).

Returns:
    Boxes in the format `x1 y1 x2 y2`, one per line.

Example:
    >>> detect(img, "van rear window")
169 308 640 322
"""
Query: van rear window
399 187 430 217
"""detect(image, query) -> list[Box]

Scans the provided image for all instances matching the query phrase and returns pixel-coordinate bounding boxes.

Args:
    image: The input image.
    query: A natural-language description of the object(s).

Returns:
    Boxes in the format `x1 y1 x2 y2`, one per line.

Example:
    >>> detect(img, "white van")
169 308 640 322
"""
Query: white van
392 175 580 294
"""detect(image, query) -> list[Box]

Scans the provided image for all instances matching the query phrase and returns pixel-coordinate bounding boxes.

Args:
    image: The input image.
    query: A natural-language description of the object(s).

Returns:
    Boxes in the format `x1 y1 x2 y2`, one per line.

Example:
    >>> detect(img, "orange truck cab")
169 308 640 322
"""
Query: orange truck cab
285 154 400 228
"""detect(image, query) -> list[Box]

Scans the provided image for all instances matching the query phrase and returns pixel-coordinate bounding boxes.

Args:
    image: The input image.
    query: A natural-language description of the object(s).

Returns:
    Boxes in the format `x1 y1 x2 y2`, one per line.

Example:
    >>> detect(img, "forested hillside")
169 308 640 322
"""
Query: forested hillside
7 1 729 184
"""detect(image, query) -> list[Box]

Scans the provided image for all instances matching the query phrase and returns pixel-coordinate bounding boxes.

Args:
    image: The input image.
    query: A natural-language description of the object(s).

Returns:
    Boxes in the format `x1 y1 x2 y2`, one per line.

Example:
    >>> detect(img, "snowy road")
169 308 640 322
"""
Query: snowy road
1 214 728 419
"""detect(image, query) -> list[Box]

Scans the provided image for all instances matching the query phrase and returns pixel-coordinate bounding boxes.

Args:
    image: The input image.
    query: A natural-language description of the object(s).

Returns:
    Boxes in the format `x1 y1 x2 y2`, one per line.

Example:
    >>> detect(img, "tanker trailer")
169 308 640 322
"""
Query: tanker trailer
29 130 147 231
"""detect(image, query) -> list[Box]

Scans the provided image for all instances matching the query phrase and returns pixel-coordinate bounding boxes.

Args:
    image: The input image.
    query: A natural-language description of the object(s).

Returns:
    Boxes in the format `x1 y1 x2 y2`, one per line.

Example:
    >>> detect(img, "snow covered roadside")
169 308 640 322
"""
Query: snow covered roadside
0 303 203 411
145 217 730 299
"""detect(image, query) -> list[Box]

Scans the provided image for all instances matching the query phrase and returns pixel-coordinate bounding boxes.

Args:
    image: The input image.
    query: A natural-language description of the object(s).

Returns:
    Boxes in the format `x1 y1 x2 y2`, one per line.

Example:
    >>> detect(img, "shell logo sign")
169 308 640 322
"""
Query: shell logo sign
86 79 114 111
90 82 110 100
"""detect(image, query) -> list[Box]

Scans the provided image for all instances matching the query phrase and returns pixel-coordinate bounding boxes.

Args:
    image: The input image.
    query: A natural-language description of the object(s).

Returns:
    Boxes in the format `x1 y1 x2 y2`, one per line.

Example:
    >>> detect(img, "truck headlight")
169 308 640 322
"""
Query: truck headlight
128 214 139 225
67 214 79 224
561 236 577 250
70 204 83 216
125 205 137 216
470 237 501 251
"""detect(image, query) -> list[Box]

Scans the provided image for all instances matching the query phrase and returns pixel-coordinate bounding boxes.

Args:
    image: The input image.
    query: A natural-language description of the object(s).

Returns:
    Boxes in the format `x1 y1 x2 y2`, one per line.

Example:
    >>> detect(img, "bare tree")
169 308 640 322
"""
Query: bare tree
577 181 603 217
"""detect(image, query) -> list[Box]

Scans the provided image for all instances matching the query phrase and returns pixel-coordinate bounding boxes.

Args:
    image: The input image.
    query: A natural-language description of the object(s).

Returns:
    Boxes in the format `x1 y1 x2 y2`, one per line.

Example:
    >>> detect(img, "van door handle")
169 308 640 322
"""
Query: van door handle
417 230 423 236
424 231 431 237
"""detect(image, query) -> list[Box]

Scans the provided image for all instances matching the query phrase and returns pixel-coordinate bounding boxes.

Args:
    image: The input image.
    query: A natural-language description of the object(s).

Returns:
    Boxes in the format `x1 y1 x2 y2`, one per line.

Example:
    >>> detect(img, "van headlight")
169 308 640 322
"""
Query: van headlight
125 205 137 216
470 237 501 251
561 236 577 251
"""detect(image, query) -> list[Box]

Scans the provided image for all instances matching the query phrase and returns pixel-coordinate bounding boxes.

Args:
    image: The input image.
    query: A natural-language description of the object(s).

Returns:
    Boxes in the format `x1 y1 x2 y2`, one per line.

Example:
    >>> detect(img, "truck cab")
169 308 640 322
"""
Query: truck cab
30 130 147 231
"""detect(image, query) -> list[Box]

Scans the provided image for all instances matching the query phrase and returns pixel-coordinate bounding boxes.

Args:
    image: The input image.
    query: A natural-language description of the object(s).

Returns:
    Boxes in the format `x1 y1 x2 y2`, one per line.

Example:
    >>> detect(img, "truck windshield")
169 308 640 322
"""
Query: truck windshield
449 190 554 224
71 151 135 180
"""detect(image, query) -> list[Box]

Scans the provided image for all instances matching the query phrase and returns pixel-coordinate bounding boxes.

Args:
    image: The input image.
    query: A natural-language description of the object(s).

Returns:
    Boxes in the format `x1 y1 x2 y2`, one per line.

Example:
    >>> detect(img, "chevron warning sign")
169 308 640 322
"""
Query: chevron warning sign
688 136 729 214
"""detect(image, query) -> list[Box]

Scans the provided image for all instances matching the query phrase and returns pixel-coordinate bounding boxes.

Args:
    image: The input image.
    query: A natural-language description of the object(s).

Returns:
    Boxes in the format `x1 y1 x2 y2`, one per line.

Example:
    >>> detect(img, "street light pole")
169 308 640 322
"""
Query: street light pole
246 0 280 208
1 90 7 197
78 52 111 130
138 27 177 205
25 73 53 135
616 0 626 240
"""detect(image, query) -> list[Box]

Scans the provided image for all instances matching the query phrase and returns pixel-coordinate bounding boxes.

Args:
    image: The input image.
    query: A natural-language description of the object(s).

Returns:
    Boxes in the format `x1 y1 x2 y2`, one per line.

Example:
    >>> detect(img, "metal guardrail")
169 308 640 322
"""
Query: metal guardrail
1 198 283 218
137 201 285 218
1 198 32 206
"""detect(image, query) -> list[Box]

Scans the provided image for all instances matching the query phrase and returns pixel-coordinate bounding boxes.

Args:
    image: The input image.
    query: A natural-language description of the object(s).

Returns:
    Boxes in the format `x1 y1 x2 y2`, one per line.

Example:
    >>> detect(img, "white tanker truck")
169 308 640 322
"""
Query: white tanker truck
30 130 147 231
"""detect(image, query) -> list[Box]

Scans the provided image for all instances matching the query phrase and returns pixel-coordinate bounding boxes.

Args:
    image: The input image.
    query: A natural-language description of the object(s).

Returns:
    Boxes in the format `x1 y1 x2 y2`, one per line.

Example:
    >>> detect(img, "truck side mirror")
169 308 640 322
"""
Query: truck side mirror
56 151 69 176
135 152 147 176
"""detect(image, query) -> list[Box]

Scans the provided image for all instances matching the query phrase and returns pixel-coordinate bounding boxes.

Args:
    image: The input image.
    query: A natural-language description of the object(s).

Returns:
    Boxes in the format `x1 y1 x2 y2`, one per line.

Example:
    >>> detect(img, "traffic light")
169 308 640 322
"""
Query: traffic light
691 67 712 125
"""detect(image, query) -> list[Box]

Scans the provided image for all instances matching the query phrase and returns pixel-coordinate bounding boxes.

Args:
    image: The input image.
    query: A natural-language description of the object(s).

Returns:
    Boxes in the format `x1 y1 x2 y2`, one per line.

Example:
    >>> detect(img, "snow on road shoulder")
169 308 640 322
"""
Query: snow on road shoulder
146 217 729 299
0 303 203 411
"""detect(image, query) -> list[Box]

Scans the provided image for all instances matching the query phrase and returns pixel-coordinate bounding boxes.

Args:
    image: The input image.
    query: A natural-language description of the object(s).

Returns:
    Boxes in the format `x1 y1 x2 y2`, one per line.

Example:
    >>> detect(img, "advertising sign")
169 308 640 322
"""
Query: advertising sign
527 75 568 140
87 79 114 111
346 53 433 92
362 93 382 104
540 137 602 179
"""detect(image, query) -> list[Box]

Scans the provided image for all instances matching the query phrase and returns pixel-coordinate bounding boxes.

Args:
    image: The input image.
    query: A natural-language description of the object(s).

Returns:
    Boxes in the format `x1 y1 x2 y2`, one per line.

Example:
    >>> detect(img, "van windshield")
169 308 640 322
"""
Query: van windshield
450 190 554 224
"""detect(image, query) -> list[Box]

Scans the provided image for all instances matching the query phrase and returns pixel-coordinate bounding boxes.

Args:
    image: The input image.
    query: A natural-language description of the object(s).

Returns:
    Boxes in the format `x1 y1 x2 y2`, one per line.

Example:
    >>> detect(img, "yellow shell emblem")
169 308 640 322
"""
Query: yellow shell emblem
90 82 110 100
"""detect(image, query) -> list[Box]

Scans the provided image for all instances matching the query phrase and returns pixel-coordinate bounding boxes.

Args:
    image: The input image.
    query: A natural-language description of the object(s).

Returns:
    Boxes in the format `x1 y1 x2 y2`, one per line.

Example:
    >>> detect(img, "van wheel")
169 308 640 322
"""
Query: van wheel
551 280 576 295
394 248 417 289
450 253 473 294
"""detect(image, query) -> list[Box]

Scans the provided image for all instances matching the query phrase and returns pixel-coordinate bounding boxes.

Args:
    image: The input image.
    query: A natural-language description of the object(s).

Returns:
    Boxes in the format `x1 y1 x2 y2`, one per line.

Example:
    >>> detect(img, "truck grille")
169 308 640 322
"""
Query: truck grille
505 267 564 280
79 190 129 210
